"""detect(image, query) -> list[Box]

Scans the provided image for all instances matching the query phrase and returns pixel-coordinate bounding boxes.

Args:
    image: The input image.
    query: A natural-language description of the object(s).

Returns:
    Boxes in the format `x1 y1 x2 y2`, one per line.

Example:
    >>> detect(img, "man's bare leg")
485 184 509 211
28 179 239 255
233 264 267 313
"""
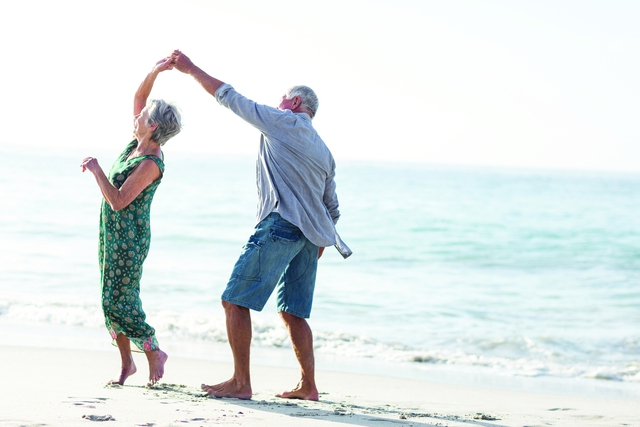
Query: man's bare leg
145 348 168 387
201 300 253 399
275 311 319 401
108 333 137 385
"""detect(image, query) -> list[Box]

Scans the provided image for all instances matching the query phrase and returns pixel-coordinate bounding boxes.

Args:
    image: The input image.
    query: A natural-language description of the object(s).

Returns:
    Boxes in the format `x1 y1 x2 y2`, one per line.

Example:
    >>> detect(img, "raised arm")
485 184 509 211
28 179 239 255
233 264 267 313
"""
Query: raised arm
171 50 225 97
134 57 175 116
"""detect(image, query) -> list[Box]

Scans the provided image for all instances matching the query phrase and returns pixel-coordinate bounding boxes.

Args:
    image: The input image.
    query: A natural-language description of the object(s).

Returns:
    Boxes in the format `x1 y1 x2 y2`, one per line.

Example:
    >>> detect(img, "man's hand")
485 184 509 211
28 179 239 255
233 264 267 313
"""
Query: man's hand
318 247 325 259
171 49 195 74
169 50 224 97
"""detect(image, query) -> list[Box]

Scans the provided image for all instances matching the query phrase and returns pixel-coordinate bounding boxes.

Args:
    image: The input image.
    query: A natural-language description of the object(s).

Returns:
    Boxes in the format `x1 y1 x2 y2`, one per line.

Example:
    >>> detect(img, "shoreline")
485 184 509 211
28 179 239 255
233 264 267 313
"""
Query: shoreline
1 345 638 427
1 318 639 403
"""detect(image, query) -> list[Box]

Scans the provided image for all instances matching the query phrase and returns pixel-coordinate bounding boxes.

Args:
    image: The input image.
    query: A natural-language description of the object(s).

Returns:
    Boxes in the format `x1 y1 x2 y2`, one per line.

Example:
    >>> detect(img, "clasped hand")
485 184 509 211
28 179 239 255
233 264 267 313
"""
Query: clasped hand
80 157 99 173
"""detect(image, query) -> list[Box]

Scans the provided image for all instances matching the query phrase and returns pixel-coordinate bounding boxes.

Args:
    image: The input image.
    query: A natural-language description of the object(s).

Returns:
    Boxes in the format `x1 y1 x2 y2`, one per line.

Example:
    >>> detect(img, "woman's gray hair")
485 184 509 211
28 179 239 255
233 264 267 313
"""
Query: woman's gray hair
147 99 182 146
286 85 319 118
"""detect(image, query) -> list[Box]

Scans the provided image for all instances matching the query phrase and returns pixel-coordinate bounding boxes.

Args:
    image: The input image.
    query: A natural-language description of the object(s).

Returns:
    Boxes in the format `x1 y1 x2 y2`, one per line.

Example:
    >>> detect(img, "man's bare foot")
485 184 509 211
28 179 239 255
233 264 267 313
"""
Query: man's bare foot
145 349 168 387
275 379 319 401
201 378 252 399
107 361 137 386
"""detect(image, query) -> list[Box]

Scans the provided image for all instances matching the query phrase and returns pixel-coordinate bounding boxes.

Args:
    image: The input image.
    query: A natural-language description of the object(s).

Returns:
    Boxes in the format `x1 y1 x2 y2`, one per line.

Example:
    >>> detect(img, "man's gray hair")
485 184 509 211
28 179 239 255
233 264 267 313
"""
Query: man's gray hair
147 99 182 146
286 85 319 118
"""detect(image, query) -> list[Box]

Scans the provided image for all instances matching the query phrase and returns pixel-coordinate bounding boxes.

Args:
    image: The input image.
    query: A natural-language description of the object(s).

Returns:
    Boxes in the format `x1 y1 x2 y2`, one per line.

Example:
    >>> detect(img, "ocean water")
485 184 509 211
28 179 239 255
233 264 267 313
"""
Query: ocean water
1 144 639 398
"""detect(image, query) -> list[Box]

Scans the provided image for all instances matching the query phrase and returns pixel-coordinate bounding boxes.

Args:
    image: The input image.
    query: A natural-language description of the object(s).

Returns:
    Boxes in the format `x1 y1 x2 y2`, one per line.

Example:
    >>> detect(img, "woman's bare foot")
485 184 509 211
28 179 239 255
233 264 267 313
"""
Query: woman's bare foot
145 349 168 387
201 378 252 399
275 379 319 401
107 361 137 385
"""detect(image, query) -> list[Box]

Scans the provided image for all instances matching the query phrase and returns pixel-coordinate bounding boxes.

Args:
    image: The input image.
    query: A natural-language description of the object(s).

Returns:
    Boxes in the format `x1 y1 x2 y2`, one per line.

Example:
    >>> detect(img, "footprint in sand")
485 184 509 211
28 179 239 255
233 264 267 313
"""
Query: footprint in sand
473 413 501 420
82 414 115 421
66 397 109 409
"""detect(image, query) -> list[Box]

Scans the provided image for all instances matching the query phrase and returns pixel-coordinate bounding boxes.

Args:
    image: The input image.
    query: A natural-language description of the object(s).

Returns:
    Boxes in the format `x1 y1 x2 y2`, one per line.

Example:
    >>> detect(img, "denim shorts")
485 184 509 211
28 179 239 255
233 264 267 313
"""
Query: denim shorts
221 212 319 318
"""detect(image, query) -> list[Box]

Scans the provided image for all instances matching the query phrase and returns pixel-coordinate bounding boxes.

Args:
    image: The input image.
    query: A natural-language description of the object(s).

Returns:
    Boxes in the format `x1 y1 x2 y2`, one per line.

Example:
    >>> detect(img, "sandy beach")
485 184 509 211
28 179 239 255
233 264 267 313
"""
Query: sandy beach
0 345 637 427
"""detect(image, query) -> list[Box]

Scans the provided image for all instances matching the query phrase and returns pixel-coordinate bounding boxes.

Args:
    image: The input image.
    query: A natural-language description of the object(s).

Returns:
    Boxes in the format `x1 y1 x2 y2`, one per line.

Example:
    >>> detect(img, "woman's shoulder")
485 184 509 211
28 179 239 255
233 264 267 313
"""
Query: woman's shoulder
137 154 165 175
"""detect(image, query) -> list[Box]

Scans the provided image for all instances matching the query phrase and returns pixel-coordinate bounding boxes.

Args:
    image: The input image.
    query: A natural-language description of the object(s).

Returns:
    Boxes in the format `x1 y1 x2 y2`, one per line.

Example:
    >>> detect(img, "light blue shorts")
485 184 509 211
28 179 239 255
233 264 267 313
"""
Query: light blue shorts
221 213 319 318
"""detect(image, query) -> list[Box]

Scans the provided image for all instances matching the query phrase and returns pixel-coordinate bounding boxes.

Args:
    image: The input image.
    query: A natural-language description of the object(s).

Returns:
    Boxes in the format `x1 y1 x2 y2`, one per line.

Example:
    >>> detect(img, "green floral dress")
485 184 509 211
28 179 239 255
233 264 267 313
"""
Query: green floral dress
99 140 164 352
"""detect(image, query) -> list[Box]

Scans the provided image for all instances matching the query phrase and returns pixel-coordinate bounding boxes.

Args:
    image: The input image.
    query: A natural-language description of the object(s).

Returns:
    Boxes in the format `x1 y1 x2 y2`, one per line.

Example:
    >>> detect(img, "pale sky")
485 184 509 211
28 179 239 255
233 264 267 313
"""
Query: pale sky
2 0 639 172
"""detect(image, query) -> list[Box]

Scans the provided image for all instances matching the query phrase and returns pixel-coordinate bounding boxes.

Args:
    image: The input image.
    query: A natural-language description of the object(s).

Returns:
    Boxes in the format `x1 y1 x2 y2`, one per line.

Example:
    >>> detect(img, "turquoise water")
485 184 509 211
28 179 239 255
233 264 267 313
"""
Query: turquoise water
1 144 639 395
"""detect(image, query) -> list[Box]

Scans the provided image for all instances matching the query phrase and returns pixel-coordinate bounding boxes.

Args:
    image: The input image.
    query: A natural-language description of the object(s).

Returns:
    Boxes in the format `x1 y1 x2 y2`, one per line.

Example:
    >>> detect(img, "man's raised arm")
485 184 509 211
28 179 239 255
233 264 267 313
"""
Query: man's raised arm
171 50 225 97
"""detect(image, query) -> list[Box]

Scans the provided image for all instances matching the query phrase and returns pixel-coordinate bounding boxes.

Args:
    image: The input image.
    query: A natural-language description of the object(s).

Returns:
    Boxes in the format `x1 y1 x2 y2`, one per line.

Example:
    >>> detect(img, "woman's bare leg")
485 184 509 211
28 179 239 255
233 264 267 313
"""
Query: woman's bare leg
108 333 137 385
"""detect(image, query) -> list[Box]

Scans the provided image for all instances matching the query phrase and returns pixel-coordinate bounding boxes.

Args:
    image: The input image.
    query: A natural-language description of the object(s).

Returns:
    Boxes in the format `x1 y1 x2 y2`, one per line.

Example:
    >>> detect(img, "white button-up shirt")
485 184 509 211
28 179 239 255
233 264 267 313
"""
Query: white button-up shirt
215 84 351 258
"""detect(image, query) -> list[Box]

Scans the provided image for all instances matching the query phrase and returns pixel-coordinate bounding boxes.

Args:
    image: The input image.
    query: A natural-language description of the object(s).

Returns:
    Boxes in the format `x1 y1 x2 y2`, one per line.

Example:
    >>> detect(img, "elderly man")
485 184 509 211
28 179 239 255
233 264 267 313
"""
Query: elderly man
172 50 350 401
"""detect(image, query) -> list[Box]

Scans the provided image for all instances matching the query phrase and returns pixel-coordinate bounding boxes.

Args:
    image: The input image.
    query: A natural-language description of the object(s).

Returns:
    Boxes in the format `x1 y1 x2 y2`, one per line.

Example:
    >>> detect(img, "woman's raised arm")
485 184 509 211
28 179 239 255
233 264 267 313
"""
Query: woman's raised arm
133 57 175 117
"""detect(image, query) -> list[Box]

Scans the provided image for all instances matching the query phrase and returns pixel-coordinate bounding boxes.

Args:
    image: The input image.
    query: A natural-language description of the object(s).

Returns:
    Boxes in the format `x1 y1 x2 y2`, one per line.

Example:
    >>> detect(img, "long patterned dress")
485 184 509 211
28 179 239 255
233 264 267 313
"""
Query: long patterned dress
98 140 164 352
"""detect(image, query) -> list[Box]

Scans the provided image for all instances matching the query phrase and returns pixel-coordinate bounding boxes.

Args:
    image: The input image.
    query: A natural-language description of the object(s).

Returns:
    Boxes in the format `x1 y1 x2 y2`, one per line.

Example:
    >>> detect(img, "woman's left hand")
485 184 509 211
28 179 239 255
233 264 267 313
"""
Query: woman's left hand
81 157 99 173
153 56 175 74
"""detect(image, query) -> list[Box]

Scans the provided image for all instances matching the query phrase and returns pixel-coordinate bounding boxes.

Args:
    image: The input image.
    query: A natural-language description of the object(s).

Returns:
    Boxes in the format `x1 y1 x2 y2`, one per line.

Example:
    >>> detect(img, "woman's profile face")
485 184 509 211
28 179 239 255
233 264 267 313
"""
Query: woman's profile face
133 106 153 138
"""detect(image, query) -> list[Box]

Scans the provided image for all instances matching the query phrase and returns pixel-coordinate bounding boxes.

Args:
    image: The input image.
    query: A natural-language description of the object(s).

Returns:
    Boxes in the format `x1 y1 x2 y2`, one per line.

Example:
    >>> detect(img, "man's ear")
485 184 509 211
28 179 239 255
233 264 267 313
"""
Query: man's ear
292 95 301 109
149 122 159 132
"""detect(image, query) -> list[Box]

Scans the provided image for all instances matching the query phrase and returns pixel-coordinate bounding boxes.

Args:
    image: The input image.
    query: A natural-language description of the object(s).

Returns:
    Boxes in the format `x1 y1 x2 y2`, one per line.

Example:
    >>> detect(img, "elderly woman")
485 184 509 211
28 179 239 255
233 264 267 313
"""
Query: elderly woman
81 57 181 386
